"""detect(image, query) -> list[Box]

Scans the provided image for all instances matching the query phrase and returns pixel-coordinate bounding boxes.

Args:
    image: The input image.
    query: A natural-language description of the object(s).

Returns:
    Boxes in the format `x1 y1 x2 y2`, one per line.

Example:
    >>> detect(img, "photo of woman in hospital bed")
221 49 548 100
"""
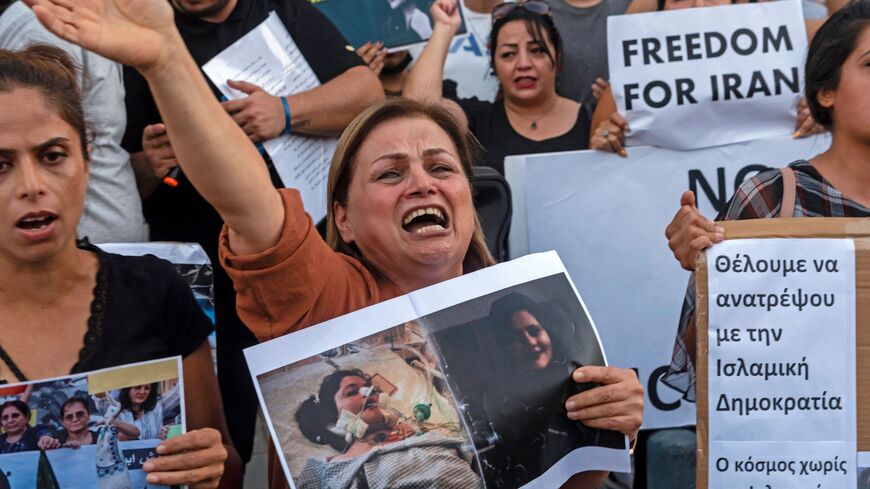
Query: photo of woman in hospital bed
255 323 483 489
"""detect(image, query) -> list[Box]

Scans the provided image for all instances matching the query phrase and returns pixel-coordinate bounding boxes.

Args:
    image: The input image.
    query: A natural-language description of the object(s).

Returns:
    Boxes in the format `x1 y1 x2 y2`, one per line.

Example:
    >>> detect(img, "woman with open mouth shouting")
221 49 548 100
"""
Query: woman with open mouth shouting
0 45 240 487
23 0 643 487
404 0 592 175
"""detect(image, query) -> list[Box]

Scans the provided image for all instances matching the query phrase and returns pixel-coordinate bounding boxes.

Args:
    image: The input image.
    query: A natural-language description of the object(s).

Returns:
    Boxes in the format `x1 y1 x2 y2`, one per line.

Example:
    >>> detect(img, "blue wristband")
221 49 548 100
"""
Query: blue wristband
281 97 291 135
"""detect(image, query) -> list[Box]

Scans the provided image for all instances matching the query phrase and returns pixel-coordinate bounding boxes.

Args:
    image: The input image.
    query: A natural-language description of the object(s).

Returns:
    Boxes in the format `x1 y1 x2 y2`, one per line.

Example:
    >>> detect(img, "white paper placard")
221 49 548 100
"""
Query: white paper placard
245 252 630 489
202 12 335 222
707 238 856 488
505 134 831 430
607 1 807 150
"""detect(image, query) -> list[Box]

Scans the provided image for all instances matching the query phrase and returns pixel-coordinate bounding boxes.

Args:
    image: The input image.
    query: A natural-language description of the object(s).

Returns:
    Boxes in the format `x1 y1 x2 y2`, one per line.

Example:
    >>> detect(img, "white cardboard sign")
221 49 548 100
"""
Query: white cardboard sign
607 1 807 150
505 134 831 429
706 238 857 489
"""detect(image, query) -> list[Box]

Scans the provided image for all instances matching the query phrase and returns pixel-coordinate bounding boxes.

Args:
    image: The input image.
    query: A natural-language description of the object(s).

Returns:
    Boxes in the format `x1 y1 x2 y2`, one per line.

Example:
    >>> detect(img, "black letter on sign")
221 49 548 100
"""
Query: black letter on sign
774 66 800 95
648 365 681 411
734 164 771 190
685 33 702 60
722 73 744 100
623 39 639 67
689 167 726 213
625 83 640 110
644 81 672 108
705 31 727 58
762 25 793 53
642 38 664 64
676 78 697 105
666 35 683 62
731 28 758 55
746 70 771 98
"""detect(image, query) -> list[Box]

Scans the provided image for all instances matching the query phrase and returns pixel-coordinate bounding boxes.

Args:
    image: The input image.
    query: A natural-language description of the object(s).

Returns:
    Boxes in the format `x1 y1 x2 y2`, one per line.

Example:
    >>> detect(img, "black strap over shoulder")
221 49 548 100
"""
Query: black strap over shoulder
0 344 27 383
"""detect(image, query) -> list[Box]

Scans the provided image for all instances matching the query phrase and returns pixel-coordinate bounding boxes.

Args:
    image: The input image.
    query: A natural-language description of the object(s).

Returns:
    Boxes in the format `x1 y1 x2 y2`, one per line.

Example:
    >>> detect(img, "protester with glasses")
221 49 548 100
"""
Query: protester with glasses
45 398 101 449
404 0 592 175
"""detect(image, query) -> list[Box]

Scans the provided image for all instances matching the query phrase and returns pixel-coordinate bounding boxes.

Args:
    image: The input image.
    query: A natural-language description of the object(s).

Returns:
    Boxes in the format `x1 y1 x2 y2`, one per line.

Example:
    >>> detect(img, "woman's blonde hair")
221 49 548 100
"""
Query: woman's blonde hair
326 99 495 276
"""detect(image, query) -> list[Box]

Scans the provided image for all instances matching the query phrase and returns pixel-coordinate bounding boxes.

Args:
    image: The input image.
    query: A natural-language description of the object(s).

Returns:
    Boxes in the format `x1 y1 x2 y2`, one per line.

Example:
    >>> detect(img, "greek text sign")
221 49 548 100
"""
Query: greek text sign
506 134 831 430
707 239 857 488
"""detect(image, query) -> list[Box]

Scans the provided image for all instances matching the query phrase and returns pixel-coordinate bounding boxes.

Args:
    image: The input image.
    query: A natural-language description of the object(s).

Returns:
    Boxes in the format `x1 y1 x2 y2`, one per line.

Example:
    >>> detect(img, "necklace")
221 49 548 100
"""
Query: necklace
506 99 559 130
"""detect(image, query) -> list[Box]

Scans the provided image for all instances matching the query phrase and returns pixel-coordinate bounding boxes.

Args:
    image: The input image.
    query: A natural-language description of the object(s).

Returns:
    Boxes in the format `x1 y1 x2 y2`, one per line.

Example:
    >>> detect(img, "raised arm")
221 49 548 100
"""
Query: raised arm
404 0 459 102
27 0 284 256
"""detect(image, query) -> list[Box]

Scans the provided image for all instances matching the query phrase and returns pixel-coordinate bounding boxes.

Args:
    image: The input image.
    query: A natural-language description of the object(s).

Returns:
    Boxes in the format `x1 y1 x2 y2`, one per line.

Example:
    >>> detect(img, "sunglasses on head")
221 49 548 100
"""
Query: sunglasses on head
492 0 551 22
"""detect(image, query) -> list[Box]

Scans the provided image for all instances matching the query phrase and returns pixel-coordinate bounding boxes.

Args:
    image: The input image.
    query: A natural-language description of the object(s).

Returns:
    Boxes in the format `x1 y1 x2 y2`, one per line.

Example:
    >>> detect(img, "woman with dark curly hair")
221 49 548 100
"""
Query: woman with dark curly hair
117 382 180 440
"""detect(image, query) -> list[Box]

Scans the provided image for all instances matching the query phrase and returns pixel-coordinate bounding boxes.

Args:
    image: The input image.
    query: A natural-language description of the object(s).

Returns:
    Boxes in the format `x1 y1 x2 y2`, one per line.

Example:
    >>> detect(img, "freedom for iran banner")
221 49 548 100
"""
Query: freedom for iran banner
607 1 807 150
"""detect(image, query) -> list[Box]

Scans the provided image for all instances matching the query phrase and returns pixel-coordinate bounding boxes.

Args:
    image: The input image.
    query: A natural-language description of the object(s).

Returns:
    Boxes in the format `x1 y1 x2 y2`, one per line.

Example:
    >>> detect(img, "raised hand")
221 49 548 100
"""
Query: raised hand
25 0 175 72
665 191 725 271
430 0 462 33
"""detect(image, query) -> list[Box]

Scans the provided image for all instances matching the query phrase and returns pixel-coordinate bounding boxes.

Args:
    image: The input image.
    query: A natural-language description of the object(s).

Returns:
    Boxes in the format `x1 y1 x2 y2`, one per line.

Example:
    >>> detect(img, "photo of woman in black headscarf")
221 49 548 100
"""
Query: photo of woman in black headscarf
429 286 626 488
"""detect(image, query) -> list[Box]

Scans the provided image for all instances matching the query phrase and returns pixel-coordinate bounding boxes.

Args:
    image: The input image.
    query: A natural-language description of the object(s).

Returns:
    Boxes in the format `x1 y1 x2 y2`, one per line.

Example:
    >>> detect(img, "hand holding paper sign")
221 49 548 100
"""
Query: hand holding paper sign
794 96 826 139
37 435 61 450
666 190 725 271
144 428 226 488
565 366 644 440
221 80 287 143
589 111 630 157
357 42 387 76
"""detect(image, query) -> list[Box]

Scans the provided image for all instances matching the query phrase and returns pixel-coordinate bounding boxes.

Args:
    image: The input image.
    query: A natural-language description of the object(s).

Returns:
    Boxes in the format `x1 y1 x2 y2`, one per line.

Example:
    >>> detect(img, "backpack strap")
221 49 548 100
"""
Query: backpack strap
779 167 796 217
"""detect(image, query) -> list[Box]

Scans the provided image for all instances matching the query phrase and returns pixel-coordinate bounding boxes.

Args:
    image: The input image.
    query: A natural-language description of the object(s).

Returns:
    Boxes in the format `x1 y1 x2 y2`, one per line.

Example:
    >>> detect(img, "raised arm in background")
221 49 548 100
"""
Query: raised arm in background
402 0 468 125
27 0 284 257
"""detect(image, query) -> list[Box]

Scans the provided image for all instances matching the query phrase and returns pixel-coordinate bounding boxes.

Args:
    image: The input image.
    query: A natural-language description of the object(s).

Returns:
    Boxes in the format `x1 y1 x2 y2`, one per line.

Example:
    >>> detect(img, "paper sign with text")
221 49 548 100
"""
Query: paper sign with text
505 134 831 430
607 1 807 150
203 12 335 223
706 239 856 488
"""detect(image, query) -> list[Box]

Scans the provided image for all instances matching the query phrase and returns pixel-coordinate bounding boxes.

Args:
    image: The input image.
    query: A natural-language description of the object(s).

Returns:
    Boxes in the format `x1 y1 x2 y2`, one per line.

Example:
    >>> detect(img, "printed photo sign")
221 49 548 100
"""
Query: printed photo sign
245 252 630 489
0 358 184 489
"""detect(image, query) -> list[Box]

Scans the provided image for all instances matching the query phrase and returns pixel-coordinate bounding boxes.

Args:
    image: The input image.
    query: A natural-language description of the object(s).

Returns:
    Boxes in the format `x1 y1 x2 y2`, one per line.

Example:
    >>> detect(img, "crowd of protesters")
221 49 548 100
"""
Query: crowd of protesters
0 0 867 487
